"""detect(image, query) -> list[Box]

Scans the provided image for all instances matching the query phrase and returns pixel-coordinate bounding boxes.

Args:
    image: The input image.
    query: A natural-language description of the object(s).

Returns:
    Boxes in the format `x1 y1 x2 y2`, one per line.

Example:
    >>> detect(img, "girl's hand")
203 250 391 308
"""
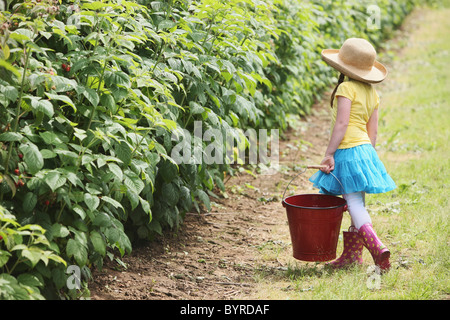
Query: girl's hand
320 155 335 174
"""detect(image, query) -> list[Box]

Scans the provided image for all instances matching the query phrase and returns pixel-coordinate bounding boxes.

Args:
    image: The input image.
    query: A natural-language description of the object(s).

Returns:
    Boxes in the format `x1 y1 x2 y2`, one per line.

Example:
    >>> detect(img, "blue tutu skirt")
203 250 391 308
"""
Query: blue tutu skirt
309 144 396 195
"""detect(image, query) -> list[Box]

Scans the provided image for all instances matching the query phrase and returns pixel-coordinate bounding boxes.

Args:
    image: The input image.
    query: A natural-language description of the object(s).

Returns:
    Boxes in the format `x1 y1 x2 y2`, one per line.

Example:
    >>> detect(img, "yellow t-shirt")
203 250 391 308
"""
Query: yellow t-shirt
331 79 380 149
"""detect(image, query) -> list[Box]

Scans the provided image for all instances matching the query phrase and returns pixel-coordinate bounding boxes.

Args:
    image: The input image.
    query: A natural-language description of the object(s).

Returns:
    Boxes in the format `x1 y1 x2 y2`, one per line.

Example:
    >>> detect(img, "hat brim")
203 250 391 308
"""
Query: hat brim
321 49 388 84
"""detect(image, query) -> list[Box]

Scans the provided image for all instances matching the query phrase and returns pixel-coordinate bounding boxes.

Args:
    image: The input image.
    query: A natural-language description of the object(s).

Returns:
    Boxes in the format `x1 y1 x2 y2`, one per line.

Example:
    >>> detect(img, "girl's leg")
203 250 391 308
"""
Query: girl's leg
343 192 371 229
343 192 391 271
326 192 368 269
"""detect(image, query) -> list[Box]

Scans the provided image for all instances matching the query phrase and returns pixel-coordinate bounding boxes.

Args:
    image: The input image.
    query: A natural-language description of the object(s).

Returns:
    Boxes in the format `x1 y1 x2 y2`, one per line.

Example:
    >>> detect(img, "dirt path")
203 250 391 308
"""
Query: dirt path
89 97 331 300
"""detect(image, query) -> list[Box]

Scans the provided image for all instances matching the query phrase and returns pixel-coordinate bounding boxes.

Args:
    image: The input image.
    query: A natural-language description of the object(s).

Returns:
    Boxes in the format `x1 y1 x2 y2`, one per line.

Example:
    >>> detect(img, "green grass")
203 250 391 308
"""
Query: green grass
369 6 450 299
248 6 450 300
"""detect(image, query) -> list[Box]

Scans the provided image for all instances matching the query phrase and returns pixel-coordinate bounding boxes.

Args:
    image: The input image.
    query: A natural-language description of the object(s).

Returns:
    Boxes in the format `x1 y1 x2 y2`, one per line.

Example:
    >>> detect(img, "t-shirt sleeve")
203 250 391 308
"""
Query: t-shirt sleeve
374 90 380 109
335 81 355 101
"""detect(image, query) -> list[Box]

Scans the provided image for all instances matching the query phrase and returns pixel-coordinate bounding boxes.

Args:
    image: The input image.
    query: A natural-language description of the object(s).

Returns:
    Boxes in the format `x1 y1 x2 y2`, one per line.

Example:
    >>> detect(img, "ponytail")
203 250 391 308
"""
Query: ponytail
330 73 346 108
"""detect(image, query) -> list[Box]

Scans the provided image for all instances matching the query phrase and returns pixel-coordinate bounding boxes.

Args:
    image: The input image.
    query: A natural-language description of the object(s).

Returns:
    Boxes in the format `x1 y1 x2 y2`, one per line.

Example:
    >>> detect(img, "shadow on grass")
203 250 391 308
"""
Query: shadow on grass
254 261 366 282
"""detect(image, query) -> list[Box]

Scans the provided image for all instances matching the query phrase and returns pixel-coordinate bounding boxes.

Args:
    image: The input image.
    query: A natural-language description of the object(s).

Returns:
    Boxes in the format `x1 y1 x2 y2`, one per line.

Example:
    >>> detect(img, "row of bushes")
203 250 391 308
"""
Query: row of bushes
0 0 420 299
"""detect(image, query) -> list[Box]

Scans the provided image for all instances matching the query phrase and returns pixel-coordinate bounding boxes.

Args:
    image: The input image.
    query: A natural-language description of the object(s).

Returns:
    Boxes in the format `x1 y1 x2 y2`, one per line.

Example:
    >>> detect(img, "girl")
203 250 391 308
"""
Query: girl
309 38 396 271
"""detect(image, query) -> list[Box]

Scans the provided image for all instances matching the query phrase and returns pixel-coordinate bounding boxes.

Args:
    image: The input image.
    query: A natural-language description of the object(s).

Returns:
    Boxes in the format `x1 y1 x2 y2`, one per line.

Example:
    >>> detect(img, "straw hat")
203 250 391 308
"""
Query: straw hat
321 38 387 84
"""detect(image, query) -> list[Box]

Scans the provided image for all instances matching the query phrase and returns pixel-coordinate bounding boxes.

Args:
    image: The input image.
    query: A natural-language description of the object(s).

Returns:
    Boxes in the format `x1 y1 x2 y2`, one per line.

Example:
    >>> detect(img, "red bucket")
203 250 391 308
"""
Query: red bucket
282 166 347 262
283 194 347 261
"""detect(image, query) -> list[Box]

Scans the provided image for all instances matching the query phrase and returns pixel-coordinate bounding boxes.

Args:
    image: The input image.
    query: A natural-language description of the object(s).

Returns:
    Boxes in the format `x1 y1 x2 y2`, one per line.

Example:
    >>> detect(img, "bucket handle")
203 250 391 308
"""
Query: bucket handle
281 165 346 203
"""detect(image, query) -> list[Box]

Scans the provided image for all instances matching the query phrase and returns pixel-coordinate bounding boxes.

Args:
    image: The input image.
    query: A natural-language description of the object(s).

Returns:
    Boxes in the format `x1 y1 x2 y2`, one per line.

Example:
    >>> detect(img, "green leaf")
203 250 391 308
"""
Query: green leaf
44 171 67 192
107 163 123 181
124 171 145 195
0 132 23 142
101 196 124 211
31 98 54 118
9 29 34 43
51 223 70 238
148 220 162 235
100 93 116 113
51 77 77 93
139 197 152 217
72 205 86 220
114 228 132 257
82 1 109 10
21 247 44 267
23 192 37 214
189 101 205 115
127 190 139 210
119 237 132 256
17 273 43 288
39 131 62 145
207 91 221 109
19 142 44 174
51 267 66 290
104 71 130 88
83 87 99 107
182 60 202 79
104 227 120 244
44 93 76 112
0 86 19 102
54 149 78 159
115 141 132 167
4 175 16 197
159 159 178 183
158 19 176 30
84 193 100 211
0 60 20 77
179 186 192 212
11 244 27 251
65 170 83 187
221 71 233 82
161 183 179 206
40 149 57 159
93 212 112 228
196 189 211 211
73 128 87 142
66 239 88 266
47 253 66 266
90 231 106 256
0 250 12 268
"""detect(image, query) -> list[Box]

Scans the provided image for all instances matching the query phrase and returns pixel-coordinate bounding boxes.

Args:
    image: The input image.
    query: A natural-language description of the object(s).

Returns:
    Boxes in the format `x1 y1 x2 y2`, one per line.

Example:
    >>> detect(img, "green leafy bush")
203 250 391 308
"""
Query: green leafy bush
0 205 66 299
0 0 420 299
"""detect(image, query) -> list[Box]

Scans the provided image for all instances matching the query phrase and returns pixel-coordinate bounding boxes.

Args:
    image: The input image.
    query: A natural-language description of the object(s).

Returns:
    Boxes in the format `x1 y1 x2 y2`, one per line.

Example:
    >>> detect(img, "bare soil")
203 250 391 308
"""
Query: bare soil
89 98 332 300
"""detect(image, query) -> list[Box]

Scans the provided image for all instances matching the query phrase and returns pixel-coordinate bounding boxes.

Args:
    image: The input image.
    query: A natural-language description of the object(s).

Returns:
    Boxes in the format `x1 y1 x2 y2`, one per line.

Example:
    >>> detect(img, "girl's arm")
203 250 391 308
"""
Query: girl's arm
366 108 378 147
320 96 351 174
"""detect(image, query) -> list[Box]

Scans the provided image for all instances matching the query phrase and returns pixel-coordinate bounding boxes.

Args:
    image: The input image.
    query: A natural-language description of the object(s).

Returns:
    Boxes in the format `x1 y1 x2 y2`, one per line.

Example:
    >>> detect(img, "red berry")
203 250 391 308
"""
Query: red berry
45 200 50 206
0 235 3 241
18 153 23 159
62 63 67 70
65 65 71 72
18 179 24 187
14 169 20 175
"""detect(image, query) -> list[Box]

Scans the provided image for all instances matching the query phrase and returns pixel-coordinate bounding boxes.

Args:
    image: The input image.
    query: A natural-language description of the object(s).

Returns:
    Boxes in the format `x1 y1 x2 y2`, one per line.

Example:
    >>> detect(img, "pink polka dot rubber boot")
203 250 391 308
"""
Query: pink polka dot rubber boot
358 223 391 272
326 228 364 269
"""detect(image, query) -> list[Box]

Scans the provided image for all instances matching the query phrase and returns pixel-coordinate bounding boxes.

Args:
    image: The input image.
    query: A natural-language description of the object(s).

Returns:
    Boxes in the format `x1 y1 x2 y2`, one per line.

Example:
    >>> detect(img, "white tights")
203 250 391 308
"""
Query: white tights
343 192 372 230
